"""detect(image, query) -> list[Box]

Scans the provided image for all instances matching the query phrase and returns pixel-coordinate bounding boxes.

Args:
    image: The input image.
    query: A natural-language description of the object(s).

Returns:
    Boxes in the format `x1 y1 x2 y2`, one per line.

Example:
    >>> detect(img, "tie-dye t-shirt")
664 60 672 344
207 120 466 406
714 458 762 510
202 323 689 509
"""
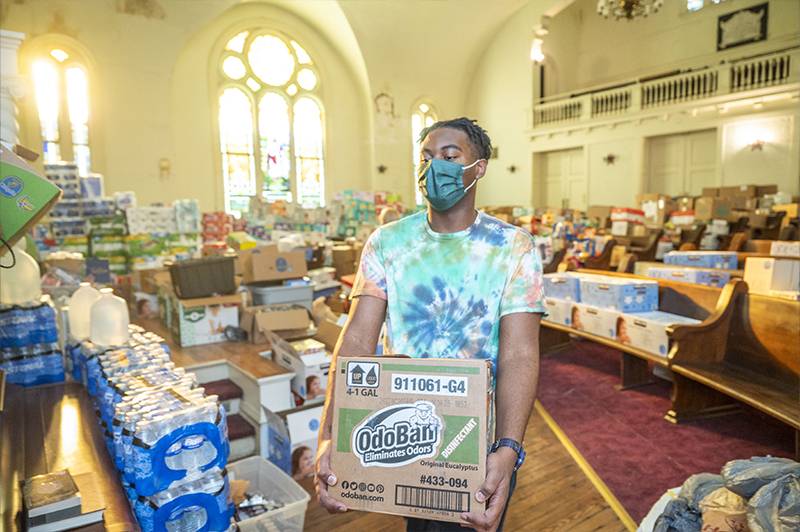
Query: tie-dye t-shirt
351 210 547 373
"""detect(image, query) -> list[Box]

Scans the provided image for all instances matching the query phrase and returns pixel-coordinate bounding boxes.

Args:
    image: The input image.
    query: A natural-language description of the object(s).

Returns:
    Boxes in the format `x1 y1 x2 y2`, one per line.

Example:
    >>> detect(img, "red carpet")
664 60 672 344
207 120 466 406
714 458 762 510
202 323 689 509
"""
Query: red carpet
535 339 796 524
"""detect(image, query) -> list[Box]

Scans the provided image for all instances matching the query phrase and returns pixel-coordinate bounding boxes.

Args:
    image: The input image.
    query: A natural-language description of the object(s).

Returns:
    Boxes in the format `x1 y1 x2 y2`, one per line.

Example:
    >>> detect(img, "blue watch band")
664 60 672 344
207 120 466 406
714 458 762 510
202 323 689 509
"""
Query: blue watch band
490 438 526 471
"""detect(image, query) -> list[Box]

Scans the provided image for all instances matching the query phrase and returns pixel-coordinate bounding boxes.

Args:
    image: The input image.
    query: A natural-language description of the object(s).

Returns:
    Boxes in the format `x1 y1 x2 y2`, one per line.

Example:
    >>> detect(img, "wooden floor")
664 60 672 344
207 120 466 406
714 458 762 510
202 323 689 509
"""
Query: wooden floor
298 403 630 532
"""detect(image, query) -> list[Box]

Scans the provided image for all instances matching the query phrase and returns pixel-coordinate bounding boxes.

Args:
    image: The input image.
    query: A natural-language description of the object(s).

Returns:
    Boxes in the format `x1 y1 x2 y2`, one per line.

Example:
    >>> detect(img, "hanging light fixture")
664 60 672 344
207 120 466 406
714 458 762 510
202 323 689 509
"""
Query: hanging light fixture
597 0 664 20
530 15 550 63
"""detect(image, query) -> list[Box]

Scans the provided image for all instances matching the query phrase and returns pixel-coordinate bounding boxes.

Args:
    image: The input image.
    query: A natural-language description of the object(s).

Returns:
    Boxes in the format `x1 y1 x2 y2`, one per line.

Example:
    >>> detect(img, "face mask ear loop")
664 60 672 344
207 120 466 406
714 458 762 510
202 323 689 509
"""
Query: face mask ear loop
463 158 483 193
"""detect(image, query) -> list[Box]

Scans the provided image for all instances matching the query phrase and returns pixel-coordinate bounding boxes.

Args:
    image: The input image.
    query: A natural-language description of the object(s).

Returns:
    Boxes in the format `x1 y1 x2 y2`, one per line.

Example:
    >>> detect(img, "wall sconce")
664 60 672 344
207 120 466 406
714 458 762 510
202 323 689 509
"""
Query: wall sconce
603 154 617 165
748 139 765 151
530 37 544 62
507 165 517 173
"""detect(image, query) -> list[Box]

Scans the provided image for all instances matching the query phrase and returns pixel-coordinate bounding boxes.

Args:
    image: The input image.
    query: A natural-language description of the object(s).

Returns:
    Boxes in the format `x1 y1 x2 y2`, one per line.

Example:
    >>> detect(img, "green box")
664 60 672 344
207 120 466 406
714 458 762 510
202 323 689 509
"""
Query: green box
0 145 62 253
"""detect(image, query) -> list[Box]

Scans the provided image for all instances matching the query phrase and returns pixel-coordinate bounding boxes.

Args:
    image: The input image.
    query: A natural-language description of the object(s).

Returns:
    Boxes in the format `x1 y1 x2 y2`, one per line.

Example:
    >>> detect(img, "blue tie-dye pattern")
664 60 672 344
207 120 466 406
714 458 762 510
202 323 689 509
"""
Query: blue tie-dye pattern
351 210 546 380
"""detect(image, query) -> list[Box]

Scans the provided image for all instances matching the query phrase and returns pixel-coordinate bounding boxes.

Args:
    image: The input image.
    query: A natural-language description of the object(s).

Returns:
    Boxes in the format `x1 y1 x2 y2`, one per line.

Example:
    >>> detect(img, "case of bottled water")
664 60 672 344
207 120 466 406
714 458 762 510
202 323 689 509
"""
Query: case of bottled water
0 299 63 386
133 469 232 532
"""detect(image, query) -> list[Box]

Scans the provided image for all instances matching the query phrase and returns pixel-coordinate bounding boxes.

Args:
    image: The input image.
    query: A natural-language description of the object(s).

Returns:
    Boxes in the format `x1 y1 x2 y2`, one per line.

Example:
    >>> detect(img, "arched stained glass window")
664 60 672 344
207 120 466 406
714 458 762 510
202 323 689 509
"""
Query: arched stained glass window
31 48 92 175
219 87 256 214
412 102 438 205
218 30 324 214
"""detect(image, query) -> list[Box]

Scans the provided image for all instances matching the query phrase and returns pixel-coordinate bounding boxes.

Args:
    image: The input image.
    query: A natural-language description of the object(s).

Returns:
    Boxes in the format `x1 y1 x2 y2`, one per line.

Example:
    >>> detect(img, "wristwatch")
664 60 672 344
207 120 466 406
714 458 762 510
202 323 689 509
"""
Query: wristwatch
490 438 526 471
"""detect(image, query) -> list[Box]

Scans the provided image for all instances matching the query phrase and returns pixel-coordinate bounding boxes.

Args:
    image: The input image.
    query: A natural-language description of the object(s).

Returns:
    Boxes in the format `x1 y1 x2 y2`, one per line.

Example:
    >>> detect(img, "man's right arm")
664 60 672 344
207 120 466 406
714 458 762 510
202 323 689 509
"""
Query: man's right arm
316 294 386 513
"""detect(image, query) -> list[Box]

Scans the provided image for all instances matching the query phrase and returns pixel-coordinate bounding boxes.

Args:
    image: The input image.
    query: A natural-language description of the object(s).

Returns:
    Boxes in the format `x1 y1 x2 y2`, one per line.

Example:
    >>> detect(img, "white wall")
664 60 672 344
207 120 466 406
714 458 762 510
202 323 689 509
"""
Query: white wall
546 0 800 94
465 0 551 208
4 0 372 211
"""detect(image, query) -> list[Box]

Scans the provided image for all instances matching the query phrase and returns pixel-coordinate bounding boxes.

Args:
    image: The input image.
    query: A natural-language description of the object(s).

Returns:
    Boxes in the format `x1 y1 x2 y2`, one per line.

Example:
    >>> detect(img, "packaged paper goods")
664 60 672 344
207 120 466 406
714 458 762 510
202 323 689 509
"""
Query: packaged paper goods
542 297 572 326
614 311 701 357
663 251 737 270
743 258 799 296
569 302 619 340
329 356 493 523
647 266 731 288
543 272 581 301
578 277 658 312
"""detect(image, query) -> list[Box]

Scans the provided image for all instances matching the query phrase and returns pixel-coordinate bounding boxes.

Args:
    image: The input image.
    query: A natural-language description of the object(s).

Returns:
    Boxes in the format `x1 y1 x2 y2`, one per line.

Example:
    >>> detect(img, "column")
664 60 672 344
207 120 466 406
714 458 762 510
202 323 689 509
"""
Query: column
1 29 27 146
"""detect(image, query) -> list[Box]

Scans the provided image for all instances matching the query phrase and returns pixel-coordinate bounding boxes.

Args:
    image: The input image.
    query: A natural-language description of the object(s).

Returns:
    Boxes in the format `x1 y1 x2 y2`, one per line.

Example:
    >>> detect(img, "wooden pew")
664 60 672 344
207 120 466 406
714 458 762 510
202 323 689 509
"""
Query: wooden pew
667 279 799 453
540 269 720 390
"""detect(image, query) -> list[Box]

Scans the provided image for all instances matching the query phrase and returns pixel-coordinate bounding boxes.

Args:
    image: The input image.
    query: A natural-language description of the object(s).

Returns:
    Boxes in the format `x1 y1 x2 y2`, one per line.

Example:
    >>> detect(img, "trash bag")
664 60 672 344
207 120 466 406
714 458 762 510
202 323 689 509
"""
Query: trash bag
747 473 800 532
698 487 749 532
722 457 800 498
681 473 724 509
653 499 704 532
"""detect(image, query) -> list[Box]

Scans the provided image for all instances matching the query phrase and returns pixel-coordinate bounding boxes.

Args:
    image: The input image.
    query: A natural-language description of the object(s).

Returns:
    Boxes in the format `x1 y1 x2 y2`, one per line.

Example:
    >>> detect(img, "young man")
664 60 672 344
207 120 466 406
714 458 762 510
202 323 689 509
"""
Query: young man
316 118 546 532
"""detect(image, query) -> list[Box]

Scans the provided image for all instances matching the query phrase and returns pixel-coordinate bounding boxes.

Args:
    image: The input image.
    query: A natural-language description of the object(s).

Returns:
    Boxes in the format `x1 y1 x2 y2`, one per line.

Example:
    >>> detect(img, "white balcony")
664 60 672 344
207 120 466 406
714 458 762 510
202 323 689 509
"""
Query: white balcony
531 46 799 131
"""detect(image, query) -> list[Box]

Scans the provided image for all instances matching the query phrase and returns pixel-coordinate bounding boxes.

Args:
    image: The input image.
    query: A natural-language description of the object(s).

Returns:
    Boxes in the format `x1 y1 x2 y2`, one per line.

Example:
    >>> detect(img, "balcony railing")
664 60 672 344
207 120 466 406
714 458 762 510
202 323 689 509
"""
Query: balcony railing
532 47 798 128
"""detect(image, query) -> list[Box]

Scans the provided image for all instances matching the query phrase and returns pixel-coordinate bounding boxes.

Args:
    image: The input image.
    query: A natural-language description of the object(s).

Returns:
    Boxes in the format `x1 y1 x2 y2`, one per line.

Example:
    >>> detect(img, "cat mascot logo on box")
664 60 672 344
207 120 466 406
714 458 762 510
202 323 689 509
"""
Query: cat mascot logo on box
352 401 443 468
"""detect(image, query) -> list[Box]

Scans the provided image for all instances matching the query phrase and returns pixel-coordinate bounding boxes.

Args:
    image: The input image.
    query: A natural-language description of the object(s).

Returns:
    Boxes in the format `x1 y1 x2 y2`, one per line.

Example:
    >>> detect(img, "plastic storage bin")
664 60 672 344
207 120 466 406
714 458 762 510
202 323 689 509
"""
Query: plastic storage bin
248 281 316 310
168 257 236 299
227 456 310 532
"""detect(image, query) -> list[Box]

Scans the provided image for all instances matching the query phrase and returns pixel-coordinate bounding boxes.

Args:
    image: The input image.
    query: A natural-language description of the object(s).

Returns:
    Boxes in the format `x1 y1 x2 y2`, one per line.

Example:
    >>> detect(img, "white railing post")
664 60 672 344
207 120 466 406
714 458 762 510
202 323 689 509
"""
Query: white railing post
717 63 731 96
630 83 642 113
579 94 592 122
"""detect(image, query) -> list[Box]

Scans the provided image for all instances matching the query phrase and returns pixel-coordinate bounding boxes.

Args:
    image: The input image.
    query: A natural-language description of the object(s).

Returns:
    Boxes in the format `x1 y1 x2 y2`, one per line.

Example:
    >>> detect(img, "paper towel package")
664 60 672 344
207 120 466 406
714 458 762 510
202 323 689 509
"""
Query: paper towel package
329 356 493 523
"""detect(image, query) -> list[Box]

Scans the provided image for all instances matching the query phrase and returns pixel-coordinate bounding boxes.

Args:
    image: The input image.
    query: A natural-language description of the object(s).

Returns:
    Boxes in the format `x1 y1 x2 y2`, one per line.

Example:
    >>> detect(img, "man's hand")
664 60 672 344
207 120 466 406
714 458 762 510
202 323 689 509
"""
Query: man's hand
315 439 348 514
460 447 518 532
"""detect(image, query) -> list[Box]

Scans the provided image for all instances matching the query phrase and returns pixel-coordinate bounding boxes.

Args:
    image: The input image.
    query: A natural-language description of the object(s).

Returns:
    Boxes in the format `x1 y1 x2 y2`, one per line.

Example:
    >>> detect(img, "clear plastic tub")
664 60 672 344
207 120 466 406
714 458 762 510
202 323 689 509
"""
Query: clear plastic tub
247 282 316 310
227 456 310 532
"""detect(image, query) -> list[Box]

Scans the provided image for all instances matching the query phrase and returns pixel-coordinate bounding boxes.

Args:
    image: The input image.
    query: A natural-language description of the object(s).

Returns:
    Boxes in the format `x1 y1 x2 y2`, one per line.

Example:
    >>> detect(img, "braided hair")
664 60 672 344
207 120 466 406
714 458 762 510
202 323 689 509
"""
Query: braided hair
419 117 492 160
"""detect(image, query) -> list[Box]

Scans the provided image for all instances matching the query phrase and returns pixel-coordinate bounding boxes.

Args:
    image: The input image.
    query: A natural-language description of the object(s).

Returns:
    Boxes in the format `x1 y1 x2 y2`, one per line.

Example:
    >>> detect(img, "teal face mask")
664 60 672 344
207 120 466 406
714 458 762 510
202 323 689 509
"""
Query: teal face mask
418 158 480 211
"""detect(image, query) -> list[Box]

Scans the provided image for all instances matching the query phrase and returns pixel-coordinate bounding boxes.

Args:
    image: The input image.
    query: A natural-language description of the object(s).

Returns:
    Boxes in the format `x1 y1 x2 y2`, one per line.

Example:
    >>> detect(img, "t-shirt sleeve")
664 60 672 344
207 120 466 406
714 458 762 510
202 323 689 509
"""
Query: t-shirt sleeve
499 231 548 317
350 229 388 300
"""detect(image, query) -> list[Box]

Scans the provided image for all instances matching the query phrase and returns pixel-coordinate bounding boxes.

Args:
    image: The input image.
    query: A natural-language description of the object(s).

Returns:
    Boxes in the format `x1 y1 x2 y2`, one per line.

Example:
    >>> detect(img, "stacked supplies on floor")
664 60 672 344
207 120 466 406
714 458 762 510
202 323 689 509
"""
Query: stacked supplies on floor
74 323 234 531
542 272 701 358
644 456 799 532
0 298 63 386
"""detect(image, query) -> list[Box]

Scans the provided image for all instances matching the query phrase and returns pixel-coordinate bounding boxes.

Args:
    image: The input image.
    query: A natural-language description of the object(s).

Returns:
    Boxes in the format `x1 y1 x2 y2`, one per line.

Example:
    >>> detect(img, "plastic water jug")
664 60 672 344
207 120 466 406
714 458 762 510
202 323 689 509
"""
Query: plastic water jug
0 243 42 305
90 288 130 346
69 283 102 340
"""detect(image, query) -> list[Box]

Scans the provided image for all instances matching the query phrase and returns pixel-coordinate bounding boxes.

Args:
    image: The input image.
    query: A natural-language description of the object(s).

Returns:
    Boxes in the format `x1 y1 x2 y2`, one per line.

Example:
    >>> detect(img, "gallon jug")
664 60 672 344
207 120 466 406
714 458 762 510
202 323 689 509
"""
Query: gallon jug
90 288 130 346
0 242 42 305
69 283 102 340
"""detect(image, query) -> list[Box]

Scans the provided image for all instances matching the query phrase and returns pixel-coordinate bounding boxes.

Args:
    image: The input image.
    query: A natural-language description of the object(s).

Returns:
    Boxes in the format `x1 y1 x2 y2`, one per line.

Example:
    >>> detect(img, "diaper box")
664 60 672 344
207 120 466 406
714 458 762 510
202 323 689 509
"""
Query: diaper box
647 267 731 288
543 272 581 301
615 311 701 358
329 356 492 523
663 251 738 270
569 302 619 340
542 297 572 326
578 277 658 312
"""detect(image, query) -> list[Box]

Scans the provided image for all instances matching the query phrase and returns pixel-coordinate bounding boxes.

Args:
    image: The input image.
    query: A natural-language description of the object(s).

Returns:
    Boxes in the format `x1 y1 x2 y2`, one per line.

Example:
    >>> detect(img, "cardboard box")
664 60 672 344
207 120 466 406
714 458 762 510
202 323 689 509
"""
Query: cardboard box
610 207 645 224
675 197 696 212
743 258 799 296
543 273 581 301
611 220 632 236
332 245 357 279
169 293 241 347
134 292 159 319
261 407 292 475
329 356 492 523
636 194 677 227
570 302 619 340
282 404 325 480
578 277 658 312
616 311 701 357
140 267 171 295
240 304 311 344
241 245 307 284
609 245 628 268
269 319 343 404
585 206 613 229
694 197 731 221
720 185 758 198
663 251 738 270
701 187 722 197
0 145 63 256
770 241 800 258
542 297 572 326
670 211 695 226
647 267 731 288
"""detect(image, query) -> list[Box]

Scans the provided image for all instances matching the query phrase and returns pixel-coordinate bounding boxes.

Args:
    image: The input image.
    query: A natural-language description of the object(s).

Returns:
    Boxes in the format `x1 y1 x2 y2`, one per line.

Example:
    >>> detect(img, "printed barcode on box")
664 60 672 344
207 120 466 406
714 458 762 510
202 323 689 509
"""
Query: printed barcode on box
395 485 470 513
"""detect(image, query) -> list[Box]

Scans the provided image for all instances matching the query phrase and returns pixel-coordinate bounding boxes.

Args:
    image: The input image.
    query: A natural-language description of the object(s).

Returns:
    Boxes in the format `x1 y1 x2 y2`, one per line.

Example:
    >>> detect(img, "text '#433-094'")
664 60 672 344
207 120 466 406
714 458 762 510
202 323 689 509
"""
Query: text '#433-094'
391 374 468 397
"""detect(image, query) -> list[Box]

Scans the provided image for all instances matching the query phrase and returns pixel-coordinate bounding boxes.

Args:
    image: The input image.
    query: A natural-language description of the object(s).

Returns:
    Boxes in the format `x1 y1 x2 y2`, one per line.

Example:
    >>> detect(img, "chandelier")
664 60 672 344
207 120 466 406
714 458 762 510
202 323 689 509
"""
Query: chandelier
597 0 664 20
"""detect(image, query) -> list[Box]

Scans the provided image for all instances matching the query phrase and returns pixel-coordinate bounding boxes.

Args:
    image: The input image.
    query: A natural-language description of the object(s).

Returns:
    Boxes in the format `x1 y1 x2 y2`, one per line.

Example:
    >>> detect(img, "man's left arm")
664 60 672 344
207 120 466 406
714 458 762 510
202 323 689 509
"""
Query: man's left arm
461 311 541 532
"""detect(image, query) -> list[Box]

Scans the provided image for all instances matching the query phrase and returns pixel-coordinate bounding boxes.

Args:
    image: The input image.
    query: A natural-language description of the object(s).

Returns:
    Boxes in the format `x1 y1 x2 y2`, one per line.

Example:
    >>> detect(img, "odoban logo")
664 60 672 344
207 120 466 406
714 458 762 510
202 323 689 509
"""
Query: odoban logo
0 176 23 197
352 401 442 467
